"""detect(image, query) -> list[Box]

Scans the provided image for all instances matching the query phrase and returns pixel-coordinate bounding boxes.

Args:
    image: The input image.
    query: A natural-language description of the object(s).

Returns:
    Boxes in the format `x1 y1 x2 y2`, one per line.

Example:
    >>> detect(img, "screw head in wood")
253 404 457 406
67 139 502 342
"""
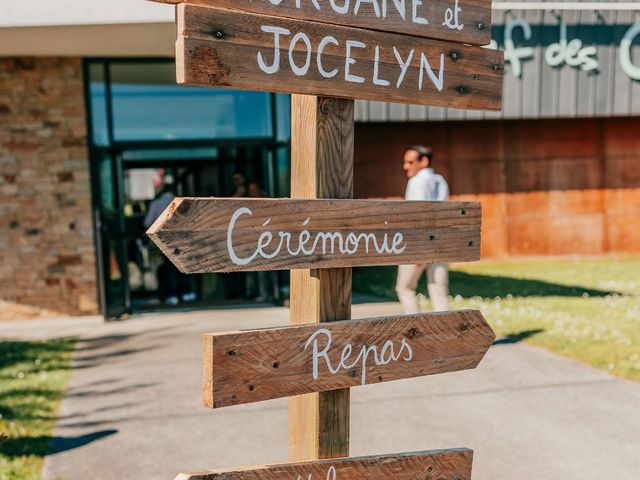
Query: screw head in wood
215 30 224 39
478 22 485 30
450 51 459 61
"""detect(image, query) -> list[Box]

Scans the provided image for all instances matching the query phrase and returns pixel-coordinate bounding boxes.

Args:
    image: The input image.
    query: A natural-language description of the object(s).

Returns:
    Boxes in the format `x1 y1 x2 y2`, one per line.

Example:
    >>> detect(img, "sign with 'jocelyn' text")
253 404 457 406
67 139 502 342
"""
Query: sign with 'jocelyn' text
202 310 494 408
146 198 481 273
176 4 504 110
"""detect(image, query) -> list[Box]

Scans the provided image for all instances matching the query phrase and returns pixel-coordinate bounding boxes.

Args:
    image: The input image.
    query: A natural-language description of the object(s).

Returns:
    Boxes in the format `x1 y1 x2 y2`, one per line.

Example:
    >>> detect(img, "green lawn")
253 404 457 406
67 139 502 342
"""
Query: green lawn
353 257 640 382
0 338 75 480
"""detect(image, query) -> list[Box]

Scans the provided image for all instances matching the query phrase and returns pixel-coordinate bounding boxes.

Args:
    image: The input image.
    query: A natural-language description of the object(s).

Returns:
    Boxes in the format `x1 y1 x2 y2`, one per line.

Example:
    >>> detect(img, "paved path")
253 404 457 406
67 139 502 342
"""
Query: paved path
2 304 639 480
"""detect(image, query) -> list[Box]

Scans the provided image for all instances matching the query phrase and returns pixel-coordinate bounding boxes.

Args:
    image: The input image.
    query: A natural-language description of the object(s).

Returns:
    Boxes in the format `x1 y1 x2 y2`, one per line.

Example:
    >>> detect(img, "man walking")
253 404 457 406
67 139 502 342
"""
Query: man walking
396 145 450 313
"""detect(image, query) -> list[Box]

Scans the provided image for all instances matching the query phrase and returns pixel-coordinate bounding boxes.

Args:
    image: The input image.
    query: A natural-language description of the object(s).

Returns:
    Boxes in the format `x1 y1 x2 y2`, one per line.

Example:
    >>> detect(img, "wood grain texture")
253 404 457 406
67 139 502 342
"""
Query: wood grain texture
152 0 492 46
146 198 481 273
291 96 354 200
202 310 495 408
176 4 504 110
289 95 353 461
175 449 474 480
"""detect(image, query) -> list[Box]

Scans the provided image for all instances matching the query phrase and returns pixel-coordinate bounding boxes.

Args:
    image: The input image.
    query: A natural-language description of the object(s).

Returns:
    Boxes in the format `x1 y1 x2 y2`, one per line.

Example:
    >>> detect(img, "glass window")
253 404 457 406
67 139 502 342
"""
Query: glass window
108 62 274 142
121 147 219 163
88 63 110 146
275 94 291 142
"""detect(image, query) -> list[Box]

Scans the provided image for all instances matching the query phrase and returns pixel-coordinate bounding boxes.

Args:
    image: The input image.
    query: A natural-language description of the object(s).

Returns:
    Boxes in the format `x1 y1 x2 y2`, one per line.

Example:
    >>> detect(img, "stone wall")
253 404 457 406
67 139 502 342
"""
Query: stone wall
0 57 98 316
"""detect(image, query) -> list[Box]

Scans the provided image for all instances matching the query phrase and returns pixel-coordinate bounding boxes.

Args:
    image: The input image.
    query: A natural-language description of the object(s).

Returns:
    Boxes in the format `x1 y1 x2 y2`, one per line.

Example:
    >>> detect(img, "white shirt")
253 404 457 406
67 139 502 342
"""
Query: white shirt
405 168 449 201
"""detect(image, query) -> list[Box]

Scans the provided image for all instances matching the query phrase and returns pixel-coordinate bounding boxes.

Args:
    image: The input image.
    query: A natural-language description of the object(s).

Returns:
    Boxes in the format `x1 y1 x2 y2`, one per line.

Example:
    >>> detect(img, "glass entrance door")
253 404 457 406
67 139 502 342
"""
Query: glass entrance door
94 152 131 318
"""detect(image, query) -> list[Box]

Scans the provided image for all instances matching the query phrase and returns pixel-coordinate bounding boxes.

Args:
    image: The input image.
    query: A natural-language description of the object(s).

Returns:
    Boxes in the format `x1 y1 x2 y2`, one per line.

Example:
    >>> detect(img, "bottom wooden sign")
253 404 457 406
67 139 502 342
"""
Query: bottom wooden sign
175 449 473 480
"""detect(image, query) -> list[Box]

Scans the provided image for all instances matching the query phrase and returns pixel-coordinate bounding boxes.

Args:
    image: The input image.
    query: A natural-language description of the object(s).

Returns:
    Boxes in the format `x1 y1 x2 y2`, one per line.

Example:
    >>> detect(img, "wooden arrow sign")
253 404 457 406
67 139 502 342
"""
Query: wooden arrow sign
176 4 504 110
152 0 492 46
202 310 495 408
175 449 473 480
147 198 481 273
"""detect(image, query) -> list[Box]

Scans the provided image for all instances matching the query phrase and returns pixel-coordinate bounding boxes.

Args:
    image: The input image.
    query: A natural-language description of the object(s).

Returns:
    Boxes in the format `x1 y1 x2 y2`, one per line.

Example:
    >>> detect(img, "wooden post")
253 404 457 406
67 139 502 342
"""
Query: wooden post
289 95 354 461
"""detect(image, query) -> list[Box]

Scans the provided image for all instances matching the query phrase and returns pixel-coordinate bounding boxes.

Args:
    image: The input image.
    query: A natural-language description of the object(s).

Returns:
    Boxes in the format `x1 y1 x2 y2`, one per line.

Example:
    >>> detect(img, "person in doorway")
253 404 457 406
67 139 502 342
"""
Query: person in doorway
144 172 196 305
231 172 248 197
143 171 175 230
396 145 450 313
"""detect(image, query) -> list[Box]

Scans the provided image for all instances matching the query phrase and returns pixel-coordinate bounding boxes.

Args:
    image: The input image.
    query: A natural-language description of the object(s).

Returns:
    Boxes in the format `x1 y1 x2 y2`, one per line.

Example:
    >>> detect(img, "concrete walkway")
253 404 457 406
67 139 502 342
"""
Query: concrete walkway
1 303 639 480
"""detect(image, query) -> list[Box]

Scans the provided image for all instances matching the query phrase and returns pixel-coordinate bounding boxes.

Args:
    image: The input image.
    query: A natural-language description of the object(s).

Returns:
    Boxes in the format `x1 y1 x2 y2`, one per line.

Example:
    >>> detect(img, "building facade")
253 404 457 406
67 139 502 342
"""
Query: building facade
1 1 639 318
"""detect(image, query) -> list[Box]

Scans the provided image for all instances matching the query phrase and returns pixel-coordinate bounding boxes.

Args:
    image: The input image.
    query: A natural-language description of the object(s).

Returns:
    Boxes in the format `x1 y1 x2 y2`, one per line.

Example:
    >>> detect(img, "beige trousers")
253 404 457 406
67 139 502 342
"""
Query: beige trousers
396 263 449 313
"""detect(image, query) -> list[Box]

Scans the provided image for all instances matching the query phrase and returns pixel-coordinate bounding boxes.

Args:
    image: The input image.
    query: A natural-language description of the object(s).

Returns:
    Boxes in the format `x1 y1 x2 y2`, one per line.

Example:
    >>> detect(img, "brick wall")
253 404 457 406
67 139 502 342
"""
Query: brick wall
0 57 98 315
354 118 640 258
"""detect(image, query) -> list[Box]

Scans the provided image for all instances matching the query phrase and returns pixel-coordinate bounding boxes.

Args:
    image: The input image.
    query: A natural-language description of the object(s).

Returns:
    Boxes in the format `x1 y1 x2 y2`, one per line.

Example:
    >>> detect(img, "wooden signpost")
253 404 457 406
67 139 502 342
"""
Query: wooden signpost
203 310 494 408
146 0 503 477
147 198 482 272
175 449 474 480
153 0 492 45
175 5 503 110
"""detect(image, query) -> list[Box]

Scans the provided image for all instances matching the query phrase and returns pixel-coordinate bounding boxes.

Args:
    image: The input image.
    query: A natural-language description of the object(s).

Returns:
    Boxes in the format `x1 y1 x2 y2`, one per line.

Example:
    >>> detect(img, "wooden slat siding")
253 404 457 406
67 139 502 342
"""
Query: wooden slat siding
175 449 474 480
627 11 640 114
596 10 612 116
202 310 495 408
176 5 504 111
152 0 492 46
146 198 481 273
611 10 628 115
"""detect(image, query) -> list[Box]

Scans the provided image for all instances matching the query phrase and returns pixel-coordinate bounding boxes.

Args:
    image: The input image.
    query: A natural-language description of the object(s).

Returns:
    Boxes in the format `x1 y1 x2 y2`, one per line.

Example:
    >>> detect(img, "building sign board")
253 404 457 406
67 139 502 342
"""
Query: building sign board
153 0 493 46
202 310 494 408
491 18 640 80
146 198 481 273
176 449 473 480
176 4 504 110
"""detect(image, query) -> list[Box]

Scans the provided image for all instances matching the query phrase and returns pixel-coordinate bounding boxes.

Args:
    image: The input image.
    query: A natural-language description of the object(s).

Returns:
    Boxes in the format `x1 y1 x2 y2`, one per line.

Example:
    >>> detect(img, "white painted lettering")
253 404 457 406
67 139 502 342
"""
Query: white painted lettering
545 22 598 73
502 19 534 78
393 47 414 88
227 207 258 265
419 52 445 92
442 0 464 31
304 328 414 385
354 0 381 17
373 46 390 86
289 31 313 76
384 0 406 21
318 36 340 78
227 208 407 265
329 0 351 14
411 0 428 25
345 40 367 83
620 23 640 80
257 26 290 74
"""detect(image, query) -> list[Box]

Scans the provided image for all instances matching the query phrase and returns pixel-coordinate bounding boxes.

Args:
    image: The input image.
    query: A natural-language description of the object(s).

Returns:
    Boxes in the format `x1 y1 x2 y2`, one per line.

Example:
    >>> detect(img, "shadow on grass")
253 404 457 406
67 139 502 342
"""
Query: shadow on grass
353 267 618 300
0 430 117 457
0 339 74 372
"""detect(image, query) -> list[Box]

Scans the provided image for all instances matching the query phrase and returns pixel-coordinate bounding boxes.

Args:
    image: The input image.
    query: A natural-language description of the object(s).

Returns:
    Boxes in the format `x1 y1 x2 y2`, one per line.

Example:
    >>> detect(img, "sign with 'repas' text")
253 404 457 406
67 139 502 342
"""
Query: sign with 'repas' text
202 310 494 408
146 198 481 273
153 0 492 46
175 449 473 480
176 5 504 110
